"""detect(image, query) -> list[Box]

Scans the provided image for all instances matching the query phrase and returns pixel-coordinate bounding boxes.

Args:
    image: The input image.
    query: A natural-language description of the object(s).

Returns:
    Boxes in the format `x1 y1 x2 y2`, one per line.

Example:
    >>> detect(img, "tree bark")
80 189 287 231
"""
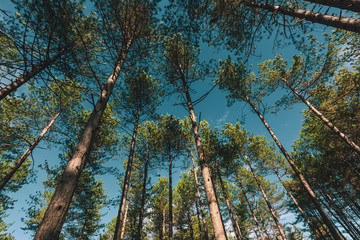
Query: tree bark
114 104 141 240
215 162 243 240
272 167 323 237
136 141 150 240
120 187 132 240
0 48 69 101
244 0 360 33
305 0 360 13
235 171 265 240
281 77 360 157
161 209 166 240
168 144 173 240
245 157 287 240
0 110 61 191
34 41 131 240
244 95 343 240
190 149 210 240
180 71 226 240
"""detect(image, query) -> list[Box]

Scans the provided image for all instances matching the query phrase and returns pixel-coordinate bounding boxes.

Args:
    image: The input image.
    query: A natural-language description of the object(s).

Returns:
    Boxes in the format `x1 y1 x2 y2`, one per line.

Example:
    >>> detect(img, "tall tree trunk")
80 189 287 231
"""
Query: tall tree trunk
190 149 210 240
245 95 343 240
180 72 226 240
281 77 360 157
235 171 265 240
249 190 272 240
0 110 61 191
272 167 323 237
245 157 287 240
34 41 131 240
0 48 69 101
187 211 194 240
136 141 150 240
168 145 173 240
305 0 360 13
215 162 243 240
243 0 360 33
120 187 132 240
114 103 141 240
161 209 166 240
194 197 203 237
212 181 228 239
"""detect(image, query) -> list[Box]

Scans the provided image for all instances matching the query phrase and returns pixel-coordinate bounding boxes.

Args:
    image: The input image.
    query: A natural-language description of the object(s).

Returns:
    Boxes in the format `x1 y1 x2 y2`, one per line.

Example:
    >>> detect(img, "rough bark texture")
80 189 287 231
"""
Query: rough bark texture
245 158 287 240
120 190 131 240
244 0 360 33
305 0 360 13
136 142 150 240
114 104 141 240
235 171 265 240
0 48 68 101
215 162 242 240
282 77 360 156
180 73 227 240
34 44 130 239
161 209 166 240
245 95 343 240
190 150 210 240
0 111 61 191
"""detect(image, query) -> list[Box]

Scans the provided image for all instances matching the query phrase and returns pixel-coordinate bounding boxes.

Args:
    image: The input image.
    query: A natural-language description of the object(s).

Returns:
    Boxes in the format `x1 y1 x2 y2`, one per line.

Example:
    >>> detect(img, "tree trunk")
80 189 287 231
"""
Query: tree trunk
215 162 243 240
190 149 210 240
282 77 360 157
245 157 287 240
0 110 61 191
34 42 131 240
114 104 141 240
188 211 194 240
245 95 343 240
162 209 166 240
249 190 272 240
244 0 360 33
180 72 226 240
235 171 265 240
0 48 69 101
305 0 360 13
168 144 173 240
136 141 150 240
120 187 132 240
272 167 323 237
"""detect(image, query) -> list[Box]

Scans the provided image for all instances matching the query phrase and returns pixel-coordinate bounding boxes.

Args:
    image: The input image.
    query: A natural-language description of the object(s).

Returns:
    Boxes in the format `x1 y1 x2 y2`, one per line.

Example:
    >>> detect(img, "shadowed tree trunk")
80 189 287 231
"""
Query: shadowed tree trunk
190 149 210 240
245 157 287 240
244 95 343 240
305 0 360 13
281 77 360 156
34 40 132 240
0 110 61 191
136 142 150 240
114 104 141 240
120 187 132 240
235 171 265 240
168 144 173 240
243 0 360 33
0 48 69 101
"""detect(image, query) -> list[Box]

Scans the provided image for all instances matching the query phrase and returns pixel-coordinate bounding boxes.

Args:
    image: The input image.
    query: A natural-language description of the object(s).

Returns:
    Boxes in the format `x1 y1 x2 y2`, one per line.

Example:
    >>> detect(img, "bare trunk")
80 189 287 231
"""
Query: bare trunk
249 191 272 240
245 95 343 240
0 48 69 101
0 111 61 191
161 209 166 240
190 150 210 240
168 145 173 240
180 74 226 240
244 0 360 33
136 142 150 240
120 187 131 240
188 212 194 240
305 0 360 13
245 157 287 240
114 104 141 240
235 171 265 240
34 44 130 239
215 162 243 240
282 78 360 157
272 168 323 237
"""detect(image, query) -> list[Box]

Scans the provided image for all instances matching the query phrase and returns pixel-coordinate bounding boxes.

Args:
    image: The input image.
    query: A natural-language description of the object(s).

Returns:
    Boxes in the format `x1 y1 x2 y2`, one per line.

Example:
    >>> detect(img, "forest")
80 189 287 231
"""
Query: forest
0 0 359 239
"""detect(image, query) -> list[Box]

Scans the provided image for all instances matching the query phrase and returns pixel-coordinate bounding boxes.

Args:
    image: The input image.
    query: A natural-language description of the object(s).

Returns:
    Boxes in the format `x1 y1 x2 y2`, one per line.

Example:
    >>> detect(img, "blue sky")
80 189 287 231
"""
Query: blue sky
0 0 329 239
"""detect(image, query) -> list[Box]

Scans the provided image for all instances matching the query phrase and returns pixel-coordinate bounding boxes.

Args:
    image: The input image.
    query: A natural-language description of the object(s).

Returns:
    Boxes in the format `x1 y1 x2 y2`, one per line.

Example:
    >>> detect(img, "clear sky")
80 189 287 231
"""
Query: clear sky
0 0 331 239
